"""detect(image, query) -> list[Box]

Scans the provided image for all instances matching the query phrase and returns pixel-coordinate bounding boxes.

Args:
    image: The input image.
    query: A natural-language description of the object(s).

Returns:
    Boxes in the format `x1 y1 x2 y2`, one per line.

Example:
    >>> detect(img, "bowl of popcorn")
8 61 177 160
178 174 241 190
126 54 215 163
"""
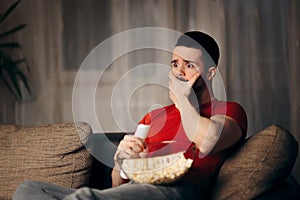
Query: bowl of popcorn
117 141 196 185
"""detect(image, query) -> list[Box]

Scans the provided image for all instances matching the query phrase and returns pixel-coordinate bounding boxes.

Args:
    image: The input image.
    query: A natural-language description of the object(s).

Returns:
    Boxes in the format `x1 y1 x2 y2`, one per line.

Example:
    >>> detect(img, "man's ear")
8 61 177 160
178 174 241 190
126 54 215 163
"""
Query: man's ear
206 67 216 80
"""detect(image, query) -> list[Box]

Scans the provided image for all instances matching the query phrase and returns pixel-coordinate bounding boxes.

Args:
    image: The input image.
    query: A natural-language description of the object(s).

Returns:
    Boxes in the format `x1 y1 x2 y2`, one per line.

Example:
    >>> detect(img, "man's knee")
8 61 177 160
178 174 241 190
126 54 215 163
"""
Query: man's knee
64 187 96 200
13 180 43 200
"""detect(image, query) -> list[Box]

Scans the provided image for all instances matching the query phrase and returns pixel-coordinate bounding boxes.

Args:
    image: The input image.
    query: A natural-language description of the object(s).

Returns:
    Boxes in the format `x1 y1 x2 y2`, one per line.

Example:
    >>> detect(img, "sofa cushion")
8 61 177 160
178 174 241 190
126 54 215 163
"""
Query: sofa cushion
0 122 93 200
211 124 298 200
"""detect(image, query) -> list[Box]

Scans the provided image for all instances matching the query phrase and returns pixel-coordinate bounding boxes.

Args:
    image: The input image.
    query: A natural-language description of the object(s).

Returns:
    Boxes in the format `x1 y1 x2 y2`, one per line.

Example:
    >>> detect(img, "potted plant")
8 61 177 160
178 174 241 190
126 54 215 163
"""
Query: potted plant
0 0 31 103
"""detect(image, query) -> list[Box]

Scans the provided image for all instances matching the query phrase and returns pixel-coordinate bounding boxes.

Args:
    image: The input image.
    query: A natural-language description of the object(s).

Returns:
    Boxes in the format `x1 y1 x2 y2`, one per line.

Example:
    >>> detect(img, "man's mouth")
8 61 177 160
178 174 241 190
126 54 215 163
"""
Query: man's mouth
176 75 188 82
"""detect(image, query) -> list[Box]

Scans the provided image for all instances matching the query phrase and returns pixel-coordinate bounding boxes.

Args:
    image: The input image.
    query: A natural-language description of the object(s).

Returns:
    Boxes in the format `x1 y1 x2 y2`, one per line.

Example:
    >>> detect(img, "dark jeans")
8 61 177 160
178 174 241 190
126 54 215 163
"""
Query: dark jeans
13 180 203 200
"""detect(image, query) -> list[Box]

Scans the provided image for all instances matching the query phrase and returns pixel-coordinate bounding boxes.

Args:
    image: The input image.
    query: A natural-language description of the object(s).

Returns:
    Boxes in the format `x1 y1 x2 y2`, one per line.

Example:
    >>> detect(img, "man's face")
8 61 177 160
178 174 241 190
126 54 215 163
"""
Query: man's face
171 46 206 90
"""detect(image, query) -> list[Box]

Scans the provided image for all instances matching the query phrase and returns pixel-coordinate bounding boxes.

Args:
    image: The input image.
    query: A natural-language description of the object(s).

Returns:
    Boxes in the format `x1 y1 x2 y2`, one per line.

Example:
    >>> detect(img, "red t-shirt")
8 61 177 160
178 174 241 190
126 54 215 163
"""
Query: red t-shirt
138 99 247 186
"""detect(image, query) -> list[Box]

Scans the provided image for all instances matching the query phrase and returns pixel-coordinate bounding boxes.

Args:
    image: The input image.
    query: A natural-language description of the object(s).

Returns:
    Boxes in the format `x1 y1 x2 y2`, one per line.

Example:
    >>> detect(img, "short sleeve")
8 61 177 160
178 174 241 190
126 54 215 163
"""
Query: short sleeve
138 113 151 125
214 102 248 137
138 106 172 126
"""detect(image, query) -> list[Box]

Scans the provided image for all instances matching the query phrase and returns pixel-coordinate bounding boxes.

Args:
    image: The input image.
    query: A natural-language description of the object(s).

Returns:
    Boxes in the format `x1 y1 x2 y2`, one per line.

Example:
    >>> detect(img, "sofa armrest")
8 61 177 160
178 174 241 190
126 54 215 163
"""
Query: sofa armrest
254 176 300 200
87 132 126 189
0 122 93 200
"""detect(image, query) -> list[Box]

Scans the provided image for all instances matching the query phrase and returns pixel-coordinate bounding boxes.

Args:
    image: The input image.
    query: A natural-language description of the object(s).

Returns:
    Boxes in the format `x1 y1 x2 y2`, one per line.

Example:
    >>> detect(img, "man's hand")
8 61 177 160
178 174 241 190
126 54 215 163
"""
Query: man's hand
112 135 147 187
168 71 200 110
113 135 146 167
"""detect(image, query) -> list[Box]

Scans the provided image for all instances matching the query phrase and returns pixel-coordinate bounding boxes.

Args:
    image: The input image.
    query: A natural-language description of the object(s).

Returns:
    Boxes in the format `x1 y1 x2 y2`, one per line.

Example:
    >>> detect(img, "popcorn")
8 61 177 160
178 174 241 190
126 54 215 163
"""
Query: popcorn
121 151 193 184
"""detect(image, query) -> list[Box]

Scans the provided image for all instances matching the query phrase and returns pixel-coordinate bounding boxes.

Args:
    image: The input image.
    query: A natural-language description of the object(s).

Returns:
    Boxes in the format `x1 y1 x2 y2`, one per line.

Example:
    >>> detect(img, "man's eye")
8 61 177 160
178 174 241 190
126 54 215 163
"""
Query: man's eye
187 63 194 68
172 63 178 67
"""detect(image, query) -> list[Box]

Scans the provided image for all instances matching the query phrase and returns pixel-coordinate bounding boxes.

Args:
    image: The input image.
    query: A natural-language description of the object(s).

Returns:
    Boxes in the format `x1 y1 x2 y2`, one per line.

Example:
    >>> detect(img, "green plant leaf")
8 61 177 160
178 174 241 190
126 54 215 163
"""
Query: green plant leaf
0 51 23 101
5 59 23 100
14 60 31 94
0 0 31 102
0 42 21 48
15 70 31 94
0 74 21 102
0 0 21 23
15 58 30 72
0 24 26 39
14 58 26 64
0 75 21 102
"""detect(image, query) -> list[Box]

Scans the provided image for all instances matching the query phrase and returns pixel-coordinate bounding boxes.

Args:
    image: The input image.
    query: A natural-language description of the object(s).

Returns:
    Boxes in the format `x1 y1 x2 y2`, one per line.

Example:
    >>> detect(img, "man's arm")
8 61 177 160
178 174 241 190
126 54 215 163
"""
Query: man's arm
178 97 243 155
111 166 129 187
169 72 243 155
111 135 145 187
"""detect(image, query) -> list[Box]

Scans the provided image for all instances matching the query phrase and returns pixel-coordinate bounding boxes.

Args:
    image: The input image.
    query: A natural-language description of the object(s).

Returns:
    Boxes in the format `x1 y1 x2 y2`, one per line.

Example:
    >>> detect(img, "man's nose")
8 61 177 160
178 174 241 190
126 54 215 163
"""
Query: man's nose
175 65 185 76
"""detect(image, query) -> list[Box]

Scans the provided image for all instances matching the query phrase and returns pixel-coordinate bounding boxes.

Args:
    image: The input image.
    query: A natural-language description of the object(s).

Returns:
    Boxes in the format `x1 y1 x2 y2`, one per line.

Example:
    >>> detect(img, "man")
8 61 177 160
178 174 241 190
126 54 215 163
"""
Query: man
13 31 247 199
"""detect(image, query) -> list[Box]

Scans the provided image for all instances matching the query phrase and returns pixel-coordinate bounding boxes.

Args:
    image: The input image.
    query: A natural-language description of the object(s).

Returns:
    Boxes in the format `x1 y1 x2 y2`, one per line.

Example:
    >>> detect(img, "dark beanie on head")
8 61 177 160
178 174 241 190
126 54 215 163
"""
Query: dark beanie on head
175 31 220 66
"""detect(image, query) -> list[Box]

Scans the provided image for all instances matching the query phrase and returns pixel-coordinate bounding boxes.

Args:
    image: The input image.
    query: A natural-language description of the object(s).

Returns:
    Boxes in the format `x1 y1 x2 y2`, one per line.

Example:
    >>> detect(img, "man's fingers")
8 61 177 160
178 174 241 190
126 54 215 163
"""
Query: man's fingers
120 140 144 152
117 135 146 160
123 135 144 148
115 150 131 160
